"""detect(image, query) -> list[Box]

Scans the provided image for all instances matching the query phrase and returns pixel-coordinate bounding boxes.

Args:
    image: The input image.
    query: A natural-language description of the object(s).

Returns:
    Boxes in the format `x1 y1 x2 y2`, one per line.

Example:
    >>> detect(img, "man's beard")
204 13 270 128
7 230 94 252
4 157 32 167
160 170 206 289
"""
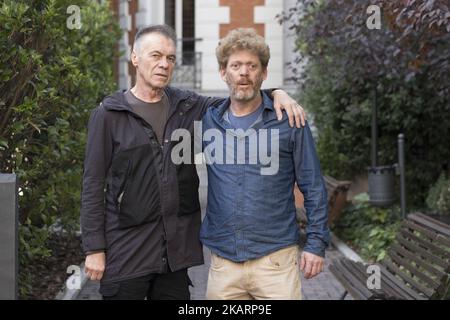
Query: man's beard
227 75 263 102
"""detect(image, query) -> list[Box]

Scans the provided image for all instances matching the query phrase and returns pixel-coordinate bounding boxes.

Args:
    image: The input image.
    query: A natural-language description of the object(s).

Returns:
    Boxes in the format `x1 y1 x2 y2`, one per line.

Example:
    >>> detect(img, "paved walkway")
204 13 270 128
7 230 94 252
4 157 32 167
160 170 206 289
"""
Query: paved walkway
76 163 350 300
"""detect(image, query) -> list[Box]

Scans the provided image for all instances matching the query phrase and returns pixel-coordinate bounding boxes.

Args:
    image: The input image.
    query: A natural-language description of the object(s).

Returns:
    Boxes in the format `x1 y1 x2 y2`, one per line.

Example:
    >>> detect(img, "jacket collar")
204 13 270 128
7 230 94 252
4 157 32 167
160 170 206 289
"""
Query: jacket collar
101 86 192 113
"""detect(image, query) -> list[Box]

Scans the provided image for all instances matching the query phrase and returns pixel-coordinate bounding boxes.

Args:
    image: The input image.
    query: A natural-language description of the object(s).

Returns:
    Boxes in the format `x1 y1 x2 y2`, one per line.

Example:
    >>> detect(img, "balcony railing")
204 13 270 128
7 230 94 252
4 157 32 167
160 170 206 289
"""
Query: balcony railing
171 51 202 90
170 38 202 90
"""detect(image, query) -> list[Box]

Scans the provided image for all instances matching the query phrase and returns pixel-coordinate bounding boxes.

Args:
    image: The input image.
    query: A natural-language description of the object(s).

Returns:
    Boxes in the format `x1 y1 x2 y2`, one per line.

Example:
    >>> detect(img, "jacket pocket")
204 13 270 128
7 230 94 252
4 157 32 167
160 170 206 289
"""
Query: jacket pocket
114 146 161 228
117 159 132 211
176 163 201 216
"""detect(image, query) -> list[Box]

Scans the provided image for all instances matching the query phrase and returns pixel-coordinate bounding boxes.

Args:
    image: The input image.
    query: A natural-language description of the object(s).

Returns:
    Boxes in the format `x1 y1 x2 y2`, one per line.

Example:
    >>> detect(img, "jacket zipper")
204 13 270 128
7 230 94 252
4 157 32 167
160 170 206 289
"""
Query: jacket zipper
160 96 194 182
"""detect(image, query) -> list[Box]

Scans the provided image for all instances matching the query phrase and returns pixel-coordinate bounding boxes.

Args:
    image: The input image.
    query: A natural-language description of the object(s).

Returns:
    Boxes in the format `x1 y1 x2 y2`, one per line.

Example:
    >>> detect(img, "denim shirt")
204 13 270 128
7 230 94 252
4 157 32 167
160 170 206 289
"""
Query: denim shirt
199 91 330 262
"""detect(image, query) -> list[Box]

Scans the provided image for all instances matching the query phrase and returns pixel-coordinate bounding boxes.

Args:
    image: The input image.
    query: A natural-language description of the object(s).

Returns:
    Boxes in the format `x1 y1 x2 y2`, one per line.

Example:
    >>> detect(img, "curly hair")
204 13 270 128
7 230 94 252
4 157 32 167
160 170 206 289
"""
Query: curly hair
216 28 270 69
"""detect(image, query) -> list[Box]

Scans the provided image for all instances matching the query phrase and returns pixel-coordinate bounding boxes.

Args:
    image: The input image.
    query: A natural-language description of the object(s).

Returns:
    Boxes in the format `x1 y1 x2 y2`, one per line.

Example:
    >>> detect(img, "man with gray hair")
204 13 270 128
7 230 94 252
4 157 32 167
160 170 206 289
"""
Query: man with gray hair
200 28 330 300
80 24 306 300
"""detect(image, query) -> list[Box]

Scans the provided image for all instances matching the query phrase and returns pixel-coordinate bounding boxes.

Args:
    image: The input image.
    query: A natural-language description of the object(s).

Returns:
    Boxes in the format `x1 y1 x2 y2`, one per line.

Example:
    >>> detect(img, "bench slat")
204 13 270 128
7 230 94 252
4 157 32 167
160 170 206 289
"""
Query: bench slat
342 260 409 299
378 264 426 300
382 259 435 298
389 243 447 280
410 212 450 232
408 213 450 237
389 251 441 290
403 220 450 248
376 268 408 299
398 229 450 261
396 236 449 270
329 259 373 299
341 259 385 298
336 259 374 299
331 213 450 300
323 175 351 189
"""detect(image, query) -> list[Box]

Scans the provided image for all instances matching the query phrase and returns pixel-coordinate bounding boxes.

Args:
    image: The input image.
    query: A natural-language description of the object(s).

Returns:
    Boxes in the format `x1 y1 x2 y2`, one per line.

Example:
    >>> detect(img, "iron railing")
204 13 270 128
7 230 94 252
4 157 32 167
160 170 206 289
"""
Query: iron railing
171 51 202 90
170 38 202 90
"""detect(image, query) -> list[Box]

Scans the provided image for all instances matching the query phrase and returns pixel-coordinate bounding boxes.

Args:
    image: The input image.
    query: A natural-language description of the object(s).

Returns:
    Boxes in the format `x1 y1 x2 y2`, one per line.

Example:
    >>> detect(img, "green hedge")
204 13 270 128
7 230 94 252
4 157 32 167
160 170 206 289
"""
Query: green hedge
427 173 450 215
0 0 121 296
333 193 401 262
284 0 450 207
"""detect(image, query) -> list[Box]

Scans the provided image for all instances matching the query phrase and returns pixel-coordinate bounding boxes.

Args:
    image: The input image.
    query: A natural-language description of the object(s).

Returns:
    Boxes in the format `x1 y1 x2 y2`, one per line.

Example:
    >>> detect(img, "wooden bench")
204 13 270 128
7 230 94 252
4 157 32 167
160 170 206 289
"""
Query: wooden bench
324 175 351 225
329 212 450 300
295 175 351 228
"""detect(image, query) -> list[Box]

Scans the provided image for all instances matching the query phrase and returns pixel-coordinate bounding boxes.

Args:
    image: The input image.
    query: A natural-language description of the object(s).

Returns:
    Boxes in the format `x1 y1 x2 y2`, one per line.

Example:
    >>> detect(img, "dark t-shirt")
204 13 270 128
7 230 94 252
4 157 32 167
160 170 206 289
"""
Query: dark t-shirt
125 90 169 144
228 103 264 130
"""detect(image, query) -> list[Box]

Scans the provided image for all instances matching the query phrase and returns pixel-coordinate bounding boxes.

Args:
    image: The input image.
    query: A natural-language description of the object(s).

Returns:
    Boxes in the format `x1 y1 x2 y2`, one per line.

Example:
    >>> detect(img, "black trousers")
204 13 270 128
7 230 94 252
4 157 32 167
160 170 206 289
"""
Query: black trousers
100 269 191 300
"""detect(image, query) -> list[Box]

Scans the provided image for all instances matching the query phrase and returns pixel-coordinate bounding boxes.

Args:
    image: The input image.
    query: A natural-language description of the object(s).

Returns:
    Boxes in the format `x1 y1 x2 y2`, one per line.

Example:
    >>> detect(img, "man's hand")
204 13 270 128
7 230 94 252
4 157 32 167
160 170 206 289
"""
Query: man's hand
85 251 105 281
300 251 324 279
272 89 307 128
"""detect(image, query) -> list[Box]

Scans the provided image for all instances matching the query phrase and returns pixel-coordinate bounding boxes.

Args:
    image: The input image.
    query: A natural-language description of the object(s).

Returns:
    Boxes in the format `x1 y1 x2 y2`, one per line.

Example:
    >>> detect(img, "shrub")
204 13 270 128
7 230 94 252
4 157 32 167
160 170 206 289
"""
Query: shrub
333 193 401 262
0 0 121 296
426 172 450 215
283 0 450 207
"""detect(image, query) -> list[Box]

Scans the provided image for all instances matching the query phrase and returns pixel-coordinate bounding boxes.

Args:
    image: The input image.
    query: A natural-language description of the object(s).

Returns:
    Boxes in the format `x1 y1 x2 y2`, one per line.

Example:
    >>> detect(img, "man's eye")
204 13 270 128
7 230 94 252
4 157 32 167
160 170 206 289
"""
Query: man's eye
168 56 176 63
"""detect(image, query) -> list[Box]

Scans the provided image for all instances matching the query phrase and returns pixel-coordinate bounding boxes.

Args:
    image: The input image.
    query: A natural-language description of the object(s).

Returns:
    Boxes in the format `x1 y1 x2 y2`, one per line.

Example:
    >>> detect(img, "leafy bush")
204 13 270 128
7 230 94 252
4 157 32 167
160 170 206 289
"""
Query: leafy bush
0 0 121 296
333 193 401 262
283 0 450 207
426 172 450 215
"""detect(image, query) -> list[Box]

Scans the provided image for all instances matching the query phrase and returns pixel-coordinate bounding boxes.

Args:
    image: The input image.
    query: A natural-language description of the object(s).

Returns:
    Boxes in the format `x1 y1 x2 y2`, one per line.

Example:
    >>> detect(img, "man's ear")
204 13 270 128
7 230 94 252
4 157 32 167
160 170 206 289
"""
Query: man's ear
262 67 268 81
131 50 138 68
219 67 227 82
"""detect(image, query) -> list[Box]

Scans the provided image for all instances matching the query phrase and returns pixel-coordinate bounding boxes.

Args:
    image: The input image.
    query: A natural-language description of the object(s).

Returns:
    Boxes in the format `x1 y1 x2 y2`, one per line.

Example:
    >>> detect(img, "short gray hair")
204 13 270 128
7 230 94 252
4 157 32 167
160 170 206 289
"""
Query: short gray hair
133 24 177 53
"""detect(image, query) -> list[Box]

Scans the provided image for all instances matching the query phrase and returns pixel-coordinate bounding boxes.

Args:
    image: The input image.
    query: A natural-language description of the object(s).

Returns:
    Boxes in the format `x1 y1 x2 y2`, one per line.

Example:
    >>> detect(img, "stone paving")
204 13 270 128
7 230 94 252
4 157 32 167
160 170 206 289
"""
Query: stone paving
76 163 351 300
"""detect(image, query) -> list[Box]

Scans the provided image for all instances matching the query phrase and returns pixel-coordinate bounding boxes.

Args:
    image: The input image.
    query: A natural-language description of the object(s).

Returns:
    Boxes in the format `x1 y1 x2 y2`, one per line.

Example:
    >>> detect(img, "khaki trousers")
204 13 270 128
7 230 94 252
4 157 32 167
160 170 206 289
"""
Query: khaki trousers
206 245 302 300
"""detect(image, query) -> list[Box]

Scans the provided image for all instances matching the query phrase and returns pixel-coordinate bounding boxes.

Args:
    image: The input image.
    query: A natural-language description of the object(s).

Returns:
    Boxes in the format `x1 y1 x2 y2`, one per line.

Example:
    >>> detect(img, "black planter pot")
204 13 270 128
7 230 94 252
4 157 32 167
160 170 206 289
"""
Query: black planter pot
368 165 396 207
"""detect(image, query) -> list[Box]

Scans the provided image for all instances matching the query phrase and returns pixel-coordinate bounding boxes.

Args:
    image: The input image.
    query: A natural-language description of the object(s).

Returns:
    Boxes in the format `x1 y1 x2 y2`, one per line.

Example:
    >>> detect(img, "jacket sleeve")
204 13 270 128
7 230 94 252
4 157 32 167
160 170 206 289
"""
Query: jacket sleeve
193 93 224 120
80 105 113 254
292 122 330 257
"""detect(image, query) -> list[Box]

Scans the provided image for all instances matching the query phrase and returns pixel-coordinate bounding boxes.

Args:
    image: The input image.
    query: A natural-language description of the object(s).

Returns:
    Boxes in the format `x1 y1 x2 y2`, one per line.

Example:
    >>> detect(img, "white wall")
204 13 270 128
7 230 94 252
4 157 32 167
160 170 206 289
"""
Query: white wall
254 0 284 89
126 0 299 91
136 0 165 28
119 0 165 90
195 0 230 91
118 0 132 90
196 0 287 91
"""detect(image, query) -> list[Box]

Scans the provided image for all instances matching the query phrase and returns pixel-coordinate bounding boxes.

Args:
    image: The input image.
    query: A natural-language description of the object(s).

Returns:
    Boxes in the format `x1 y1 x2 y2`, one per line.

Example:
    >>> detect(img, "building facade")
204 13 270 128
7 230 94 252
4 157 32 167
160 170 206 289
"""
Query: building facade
111 0 300 92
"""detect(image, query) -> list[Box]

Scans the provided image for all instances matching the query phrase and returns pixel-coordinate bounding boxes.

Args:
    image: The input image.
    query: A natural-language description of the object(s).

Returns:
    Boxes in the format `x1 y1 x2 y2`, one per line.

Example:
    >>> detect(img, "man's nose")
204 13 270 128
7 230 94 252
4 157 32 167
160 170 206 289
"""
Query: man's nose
239 66 248 76
239 65 249 76
159 57 169 68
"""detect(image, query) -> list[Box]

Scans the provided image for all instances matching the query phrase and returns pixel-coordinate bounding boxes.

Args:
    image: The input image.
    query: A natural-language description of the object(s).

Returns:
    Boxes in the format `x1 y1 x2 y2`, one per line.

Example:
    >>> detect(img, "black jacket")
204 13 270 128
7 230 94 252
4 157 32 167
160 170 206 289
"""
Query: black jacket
80 87 222 283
